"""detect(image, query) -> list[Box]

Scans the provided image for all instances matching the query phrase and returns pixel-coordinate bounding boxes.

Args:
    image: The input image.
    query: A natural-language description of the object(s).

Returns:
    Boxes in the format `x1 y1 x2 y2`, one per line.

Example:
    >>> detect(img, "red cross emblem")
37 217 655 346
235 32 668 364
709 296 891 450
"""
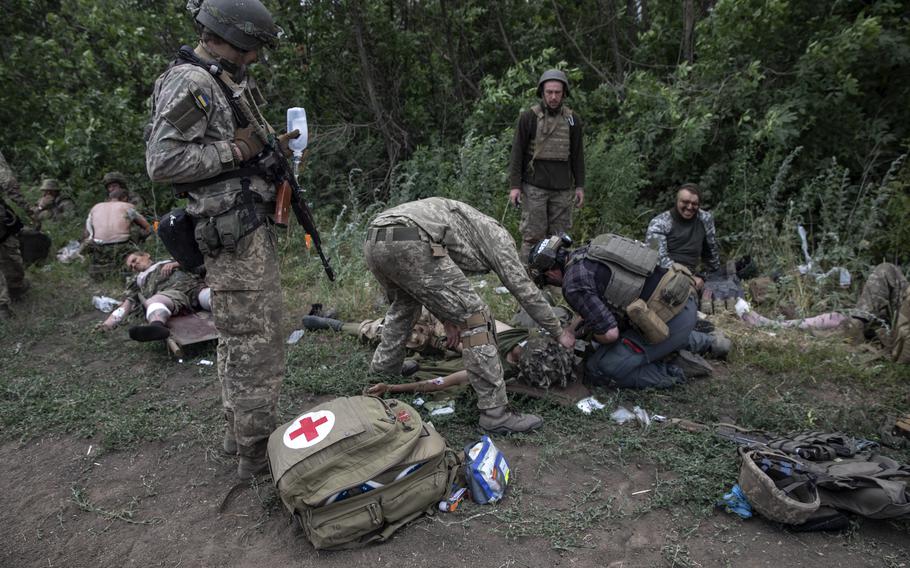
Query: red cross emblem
289 415 328 442
283 410 335 449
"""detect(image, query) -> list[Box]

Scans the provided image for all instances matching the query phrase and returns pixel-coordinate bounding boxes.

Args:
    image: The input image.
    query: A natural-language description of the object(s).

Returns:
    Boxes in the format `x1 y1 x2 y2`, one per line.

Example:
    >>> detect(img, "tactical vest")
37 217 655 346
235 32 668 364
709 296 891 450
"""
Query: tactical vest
528 103 573 162
570 234 659 311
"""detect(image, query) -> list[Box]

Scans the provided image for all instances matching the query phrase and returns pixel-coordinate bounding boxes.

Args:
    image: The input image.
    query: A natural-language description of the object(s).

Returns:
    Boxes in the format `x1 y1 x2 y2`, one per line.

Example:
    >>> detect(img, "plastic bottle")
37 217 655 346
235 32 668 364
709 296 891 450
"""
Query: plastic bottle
286 107 309 162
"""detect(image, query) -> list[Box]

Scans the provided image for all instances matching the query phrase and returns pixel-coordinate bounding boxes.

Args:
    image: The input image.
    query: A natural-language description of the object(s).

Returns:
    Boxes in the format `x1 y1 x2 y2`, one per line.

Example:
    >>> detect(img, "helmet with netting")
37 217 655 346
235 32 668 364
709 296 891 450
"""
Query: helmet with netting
516 336 573 389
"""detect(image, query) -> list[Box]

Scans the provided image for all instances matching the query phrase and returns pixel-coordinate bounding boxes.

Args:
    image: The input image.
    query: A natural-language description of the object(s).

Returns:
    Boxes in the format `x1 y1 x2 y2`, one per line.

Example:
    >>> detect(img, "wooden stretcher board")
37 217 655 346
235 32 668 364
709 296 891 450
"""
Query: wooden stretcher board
165 311 218 358
506 379 591 408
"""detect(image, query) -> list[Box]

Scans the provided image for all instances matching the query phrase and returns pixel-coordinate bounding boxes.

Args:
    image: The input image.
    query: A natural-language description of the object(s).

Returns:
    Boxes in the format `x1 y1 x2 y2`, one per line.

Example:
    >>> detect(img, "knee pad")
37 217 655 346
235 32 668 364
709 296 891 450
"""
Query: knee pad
461 311 496 348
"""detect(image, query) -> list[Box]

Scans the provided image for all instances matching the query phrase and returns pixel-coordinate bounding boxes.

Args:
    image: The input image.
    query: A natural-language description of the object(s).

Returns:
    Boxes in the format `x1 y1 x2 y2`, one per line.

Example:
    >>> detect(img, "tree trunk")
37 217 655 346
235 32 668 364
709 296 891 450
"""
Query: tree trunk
681 0 696 64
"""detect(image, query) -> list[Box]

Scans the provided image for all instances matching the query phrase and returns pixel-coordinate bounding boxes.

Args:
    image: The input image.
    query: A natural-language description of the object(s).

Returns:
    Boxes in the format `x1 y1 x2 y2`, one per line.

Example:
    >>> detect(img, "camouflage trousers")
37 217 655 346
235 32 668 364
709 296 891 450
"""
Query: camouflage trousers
0 235 25 309
85 241 137 282
854 263 908 328
364 233 507 409
205 223 285 456
518 182 575 262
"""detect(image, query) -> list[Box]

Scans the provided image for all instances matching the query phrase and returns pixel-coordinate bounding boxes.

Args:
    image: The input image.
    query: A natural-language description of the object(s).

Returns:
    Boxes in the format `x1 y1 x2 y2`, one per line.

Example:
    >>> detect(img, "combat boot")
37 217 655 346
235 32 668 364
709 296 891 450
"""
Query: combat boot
301 315 343 331
671 350 713 378
479 406 543 434
237 442 270 480
708 331 732 360
129 321 171 342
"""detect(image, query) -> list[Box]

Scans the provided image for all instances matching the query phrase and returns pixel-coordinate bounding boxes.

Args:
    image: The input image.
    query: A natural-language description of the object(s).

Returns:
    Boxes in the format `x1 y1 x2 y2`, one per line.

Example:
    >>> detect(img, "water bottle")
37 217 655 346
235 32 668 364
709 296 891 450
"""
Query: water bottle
286 107 309 161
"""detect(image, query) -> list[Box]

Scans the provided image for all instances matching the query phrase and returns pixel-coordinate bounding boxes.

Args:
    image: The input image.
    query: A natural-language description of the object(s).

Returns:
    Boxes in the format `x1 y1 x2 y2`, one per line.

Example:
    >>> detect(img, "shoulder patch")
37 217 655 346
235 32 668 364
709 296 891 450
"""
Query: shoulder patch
162 88 207 136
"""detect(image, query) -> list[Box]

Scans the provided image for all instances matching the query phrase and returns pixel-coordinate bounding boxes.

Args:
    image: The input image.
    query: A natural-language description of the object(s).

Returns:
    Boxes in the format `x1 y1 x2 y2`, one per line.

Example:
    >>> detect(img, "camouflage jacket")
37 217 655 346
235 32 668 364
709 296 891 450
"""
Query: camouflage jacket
146 44 274 218
645 209 720 274
124 260 203 311
0 149 29 213
370 197 563 337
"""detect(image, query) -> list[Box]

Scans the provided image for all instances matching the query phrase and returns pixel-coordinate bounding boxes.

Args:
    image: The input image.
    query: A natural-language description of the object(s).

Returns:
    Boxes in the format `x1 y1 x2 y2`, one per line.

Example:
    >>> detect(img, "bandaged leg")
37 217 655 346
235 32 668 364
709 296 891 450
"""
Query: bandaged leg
144 295 175 324
198 287 212 311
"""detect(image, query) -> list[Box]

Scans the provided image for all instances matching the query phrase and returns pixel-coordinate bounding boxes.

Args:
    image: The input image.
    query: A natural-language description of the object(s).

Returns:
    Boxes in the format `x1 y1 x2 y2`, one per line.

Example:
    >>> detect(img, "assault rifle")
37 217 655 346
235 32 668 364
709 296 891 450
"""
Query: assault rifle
256 144 335 281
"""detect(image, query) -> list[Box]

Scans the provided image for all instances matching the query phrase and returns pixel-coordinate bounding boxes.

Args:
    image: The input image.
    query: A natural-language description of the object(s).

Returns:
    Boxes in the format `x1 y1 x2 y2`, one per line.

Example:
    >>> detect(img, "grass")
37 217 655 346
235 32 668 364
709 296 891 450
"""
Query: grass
2 225 909 556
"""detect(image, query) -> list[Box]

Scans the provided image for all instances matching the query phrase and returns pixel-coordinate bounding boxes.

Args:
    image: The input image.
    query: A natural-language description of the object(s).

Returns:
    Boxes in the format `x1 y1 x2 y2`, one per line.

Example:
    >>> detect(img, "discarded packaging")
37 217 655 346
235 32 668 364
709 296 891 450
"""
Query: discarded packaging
91 296 120 313
425 399 455 417
56 240 83 263
197 359 213 366
610 405 651 427
494 286 509 294
576 396 606 414
411 397 425 407
719 483 753 519
286 329 305 344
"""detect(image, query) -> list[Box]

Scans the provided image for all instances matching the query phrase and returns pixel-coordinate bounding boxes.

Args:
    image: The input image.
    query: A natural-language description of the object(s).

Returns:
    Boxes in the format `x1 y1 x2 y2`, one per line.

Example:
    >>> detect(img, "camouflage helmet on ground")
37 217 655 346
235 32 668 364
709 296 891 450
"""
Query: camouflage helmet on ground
39 178 60 192
516 336 574 389
102 171 128 189
738 448 820 525
537 69 570 98
193 0 280 51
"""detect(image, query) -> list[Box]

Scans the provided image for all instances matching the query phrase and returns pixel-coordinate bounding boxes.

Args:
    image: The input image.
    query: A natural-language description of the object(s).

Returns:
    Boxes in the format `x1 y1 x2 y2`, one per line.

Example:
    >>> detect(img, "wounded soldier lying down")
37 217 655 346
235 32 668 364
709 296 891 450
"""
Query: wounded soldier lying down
98 251 211 341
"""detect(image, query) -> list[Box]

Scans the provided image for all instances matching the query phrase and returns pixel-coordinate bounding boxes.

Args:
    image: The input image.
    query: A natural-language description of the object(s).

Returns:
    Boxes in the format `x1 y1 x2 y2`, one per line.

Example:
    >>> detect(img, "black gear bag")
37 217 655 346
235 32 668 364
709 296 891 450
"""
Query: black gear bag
157 208 205 274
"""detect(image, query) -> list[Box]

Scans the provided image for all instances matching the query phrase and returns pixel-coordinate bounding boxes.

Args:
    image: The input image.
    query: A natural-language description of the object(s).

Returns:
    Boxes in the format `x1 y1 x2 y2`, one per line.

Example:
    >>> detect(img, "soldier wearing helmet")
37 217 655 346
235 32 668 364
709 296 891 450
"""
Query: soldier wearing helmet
508 69 586 262
146 0 290 479
101 171 145 211
33 178 75 222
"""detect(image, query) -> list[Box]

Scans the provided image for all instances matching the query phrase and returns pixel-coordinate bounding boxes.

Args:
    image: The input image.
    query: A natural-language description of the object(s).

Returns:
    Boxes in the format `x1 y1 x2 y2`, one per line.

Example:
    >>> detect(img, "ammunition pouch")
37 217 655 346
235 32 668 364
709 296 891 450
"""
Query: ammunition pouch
194 178 266 257
646 264 695 322
626 299 669 344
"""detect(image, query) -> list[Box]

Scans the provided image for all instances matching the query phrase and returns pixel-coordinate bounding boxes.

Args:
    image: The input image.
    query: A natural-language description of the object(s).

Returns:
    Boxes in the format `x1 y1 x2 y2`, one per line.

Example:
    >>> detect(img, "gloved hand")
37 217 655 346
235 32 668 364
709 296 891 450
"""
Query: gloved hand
278 129 301 158
232 126 265 162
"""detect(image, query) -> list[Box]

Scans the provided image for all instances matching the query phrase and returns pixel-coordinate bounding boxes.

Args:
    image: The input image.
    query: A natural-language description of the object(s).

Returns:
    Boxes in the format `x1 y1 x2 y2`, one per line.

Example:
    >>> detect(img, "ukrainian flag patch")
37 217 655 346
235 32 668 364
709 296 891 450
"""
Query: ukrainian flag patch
192 89 210 113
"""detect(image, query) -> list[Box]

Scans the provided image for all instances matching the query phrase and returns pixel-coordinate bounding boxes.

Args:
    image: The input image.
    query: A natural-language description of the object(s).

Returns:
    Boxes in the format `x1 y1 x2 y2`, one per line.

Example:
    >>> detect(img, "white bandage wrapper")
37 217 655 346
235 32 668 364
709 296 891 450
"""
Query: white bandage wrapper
109 306 126 323
146 302 172 320
198 287 212 311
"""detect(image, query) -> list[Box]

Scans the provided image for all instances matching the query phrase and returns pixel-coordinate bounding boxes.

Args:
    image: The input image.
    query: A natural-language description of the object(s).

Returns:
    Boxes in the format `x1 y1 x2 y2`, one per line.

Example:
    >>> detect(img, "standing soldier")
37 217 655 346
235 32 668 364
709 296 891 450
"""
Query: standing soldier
146 0 296 478
0 149 30 319
508 69 585 261
364 197 575 434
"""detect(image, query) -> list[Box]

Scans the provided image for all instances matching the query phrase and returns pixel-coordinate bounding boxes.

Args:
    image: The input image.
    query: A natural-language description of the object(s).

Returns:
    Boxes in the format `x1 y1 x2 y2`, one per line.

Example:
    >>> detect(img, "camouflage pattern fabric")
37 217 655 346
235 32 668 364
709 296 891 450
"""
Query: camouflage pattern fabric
365 198 563 409
35 195 76 221
0 235 25 310
146 44 284 457
516 336 572 389
853 263 908 328
84 241 137 282
0 150 29 212
518 182 575 261
357 307 448 355
146 44 275 218
123 262 205 317
364 237 506 409
209 224 284 454
645 209 720 273
893 293 910 364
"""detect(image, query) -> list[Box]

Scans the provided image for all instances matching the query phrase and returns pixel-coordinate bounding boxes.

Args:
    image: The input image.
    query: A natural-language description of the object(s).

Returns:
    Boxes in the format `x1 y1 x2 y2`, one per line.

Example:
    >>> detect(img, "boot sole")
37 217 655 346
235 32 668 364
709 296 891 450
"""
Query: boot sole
129 324 171 342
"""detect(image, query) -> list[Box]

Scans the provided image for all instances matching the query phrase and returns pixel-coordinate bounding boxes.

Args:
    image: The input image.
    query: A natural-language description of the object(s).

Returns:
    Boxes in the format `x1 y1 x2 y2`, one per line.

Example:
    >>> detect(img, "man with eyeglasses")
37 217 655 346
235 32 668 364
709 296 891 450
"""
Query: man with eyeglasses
645 183 720 291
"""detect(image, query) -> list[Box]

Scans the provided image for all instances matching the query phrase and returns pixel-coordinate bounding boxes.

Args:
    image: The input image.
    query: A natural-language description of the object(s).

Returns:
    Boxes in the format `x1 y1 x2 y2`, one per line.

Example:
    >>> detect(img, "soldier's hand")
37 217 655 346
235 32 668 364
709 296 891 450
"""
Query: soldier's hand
443 321 461 350
693 275 705 291
278 129 301 158
558 327 576 350
575 188 585 208
508 188 522 208
365 383 389 396
160 261 180 278
232 126 265 162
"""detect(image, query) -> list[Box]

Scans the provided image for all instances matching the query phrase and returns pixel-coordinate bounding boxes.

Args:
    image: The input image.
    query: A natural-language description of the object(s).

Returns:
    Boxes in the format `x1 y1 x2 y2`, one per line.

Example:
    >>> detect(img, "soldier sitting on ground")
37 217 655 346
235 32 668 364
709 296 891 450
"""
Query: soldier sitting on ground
739 262 909 364
33 178 76 223
98 251 212 342
101 171 144 212
82 187 151 280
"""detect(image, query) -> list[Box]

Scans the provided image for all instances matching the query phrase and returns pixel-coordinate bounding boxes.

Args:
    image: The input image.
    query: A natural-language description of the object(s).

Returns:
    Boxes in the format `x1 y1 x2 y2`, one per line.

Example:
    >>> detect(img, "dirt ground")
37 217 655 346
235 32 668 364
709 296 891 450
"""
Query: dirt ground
1 302 909 567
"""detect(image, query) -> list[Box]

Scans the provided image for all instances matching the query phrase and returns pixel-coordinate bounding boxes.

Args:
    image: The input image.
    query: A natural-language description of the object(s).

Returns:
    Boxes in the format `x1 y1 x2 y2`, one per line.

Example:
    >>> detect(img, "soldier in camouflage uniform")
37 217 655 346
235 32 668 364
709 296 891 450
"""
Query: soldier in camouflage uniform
364 197 575 433
740 263 908 363
146 0 290 478
102 171 144 212
645 183 720 290
0 149 30 319
98 251 212 341
33 178 76 222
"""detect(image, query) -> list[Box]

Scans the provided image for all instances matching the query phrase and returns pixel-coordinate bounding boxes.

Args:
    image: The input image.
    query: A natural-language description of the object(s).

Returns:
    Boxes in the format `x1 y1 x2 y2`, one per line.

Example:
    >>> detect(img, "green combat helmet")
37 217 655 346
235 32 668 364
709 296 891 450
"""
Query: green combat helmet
537 69 570 98
516 336 574 389
738 448 820 525
191 0 281 51
102 171 128 189
39 178 60 192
